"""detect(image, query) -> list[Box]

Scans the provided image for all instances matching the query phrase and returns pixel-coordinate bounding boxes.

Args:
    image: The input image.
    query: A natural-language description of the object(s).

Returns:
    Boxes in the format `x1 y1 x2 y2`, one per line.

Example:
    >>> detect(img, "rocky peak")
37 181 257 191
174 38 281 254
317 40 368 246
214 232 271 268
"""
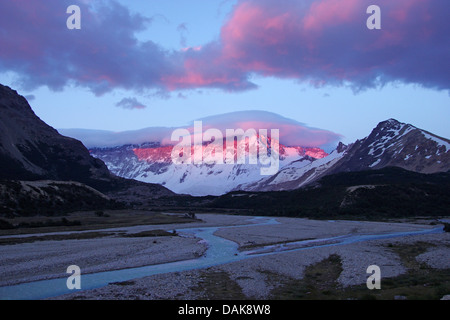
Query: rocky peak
0 84 111 184
336 142 348 153
238 119 450 193
328 118 449 175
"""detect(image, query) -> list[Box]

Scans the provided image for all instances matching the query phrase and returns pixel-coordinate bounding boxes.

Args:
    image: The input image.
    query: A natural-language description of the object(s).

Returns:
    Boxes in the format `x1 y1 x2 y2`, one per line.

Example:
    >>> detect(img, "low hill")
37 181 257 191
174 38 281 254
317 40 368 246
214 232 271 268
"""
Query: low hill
208 167 450 219
0 180 123 216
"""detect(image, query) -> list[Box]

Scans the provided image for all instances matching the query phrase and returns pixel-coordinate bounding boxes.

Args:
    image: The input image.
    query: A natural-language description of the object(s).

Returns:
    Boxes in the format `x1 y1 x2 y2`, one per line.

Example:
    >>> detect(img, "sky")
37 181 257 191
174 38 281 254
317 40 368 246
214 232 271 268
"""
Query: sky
0 0 449 146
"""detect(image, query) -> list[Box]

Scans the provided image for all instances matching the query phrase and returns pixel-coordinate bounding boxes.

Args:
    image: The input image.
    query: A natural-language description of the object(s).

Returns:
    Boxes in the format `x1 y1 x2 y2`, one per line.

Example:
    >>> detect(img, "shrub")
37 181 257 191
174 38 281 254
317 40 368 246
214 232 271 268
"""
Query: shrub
443 223 450 233
0 219 15 230
95 210 105 217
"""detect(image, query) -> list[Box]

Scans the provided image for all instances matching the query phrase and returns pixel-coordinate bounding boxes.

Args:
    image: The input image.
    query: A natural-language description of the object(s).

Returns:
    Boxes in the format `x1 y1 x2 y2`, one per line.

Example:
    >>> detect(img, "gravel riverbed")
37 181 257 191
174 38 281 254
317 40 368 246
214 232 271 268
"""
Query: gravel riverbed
0 214 448 300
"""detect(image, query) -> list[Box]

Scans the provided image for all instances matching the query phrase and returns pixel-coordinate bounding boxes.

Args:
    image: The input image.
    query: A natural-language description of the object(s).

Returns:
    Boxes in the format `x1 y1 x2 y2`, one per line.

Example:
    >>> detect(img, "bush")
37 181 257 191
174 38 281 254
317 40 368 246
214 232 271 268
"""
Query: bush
95 210 109 217
17 218 82 229
0 219 15 230
95 210 105 217
443 223 450 233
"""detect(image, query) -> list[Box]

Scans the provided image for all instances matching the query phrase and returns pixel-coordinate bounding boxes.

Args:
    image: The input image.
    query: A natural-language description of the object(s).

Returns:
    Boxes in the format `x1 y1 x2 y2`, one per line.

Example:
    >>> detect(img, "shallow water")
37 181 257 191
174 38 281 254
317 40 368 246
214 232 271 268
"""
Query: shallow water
0 217 443 300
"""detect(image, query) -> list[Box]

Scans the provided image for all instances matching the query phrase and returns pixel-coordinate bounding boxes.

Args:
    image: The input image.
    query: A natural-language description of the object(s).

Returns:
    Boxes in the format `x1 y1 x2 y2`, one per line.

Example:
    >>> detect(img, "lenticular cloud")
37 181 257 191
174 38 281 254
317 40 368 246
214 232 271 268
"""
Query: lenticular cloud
0 0 448 94
59 110 342 151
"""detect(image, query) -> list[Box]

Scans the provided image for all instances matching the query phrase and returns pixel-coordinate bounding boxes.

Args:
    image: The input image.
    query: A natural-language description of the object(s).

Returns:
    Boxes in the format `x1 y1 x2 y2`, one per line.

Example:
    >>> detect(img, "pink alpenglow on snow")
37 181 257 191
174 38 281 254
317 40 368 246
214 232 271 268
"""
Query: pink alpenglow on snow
171 120 281 175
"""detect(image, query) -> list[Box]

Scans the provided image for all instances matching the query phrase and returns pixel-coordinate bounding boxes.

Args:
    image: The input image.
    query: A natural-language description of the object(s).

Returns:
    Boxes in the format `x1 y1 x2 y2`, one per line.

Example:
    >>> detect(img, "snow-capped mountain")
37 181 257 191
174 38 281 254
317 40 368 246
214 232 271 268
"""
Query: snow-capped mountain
325 119 450 174
64 111 337 196
89 141 328 196
237 142 348 192
238 119 450 192
62 109 448 197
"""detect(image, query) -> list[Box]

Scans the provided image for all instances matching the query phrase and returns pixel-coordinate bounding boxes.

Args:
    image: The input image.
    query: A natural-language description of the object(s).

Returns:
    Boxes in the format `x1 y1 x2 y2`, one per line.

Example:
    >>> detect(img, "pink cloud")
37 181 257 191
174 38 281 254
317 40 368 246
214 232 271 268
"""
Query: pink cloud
302 0 362 32
166 0 450 92
0 0 449 94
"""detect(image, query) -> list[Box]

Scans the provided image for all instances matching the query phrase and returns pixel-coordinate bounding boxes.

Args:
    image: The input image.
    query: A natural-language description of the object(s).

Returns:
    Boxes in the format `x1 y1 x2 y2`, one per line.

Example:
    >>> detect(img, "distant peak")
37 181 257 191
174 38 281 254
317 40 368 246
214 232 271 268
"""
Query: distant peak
375 118 407 131
387 118 400 123
336 142 348 153
382 118 402 125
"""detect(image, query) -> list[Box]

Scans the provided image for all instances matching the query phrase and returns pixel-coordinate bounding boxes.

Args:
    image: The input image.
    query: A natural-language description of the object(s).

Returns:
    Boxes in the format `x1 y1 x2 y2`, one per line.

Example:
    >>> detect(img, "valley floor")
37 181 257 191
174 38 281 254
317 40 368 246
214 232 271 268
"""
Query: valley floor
0 213 449 300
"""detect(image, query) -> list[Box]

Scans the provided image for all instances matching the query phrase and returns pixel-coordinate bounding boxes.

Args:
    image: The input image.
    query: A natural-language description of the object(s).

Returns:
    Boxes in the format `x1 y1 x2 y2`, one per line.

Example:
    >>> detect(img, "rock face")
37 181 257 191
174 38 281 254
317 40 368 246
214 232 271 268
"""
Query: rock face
0 84 174 215
0 84 111 185
239 119 450 192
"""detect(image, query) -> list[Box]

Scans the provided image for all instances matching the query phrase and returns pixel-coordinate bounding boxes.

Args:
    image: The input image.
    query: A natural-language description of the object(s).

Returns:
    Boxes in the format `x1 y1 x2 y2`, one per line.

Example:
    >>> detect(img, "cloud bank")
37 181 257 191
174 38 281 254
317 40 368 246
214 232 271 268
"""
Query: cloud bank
59 110 342 151
1 0 449 94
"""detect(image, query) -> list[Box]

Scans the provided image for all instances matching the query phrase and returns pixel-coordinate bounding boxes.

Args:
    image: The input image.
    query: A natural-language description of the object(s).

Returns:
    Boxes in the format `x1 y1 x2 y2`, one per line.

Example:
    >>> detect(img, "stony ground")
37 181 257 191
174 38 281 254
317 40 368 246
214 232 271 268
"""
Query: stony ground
51 230 450 300
0 214 448 300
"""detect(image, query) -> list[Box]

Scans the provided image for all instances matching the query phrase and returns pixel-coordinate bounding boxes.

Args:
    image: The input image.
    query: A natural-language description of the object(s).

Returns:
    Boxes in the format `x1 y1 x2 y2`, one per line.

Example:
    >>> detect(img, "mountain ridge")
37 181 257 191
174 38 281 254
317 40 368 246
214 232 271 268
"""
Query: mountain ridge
0 84 111 185
89 141 328 196
208 166 450 219
79 117 450 196
238 118 450 192
0 84 174 215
